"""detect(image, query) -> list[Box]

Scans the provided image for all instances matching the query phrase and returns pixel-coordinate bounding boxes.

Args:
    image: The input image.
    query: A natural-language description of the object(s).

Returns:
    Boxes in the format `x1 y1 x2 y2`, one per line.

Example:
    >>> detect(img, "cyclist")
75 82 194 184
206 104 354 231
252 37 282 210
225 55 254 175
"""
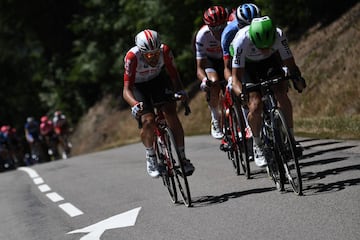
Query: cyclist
220 3 261 151
53 111 72 155
122 29 194 178
24 117 41 161
195 5 229 139
40 116 58 157
231 16 306 167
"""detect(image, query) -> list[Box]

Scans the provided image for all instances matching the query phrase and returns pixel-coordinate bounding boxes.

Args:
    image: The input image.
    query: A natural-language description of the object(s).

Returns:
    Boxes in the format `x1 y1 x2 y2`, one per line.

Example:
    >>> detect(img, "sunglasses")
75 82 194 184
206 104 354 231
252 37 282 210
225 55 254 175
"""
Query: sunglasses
143 50 160 59
209 23 226 32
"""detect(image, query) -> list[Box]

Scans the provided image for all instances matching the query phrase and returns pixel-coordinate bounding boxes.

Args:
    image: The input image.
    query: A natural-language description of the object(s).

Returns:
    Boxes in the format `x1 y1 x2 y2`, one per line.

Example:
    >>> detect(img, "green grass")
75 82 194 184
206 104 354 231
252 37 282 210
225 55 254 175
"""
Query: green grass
295 115 360 139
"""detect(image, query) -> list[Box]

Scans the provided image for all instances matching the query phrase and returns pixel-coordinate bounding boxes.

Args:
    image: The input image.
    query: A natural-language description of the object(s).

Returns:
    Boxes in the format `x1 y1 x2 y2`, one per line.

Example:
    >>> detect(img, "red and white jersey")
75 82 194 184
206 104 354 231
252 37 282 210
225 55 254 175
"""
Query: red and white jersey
195 25 223 60
232 25 293 68
123 44 179 87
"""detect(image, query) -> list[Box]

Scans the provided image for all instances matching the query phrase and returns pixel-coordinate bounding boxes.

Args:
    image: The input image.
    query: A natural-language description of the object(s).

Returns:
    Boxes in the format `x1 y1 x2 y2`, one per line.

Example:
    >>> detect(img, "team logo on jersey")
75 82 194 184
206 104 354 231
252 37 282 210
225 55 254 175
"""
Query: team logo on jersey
281 39 291 55
125 59 132 76
234 48 243 65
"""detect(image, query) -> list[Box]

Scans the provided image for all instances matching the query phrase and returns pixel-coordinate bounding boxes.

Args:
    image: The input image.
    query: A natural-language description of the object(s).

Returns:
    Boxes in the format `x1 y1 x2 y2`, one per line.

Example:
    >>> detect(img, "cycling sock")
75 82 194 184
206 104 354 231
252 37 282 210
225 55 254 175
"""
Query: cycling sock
178 146 186 160
209 106 219 122
145 147 155 158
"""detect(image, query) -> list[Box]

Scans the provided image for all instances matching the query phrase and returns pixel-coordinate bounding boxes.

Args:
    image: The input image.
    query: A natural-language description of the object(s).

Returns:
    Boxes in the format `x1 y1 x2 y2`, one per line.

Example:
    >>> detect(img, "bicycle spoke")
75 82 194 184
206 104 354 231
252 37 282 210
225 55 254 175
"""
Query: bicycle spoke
156 137 178 203
274 110 303 195
164 128 192 207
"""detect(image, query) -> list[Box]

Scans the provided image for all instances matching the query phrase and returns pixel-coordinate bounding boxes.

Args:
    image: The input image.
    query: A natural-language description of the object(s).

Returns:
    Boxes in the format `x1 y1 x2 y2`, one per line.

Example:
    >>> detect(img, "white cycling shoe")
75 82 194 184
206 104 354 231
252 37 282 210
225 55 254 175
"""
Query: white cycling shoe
146 155 160 178
211 120 224 139
253 144 267 167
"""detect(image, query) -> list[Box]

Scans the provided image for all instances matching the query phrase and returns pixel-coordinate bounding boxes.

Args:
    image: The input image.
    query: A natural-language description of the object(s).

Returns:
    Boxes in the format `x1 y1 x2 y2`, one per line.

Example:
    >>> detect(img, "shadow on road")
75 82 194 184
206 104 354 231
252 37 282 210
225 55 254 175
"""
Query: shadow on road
303 178 360 195
302 145 356 159
298 140 360 196
191 187 274 208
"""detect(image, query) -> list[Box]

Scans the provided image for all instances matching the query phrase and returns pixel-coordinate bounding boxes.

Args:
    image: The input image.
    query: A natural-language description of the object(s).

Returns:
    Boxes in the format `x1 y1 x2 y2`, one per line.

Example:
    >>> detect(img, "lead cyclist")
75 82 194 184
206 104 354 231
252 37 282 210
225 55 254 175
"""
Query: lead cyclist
231 16 307 168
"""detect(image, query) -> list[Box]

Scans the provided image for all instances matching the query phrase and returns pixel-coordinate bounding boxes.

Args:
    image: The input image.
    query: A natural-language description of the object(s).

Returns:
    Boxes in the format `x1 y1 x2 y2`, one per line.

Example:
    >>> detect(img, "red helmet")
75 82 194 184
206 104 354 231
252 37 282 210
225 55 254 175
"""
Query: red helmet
203 6 228 27
41 116 49 123
1 125 9 133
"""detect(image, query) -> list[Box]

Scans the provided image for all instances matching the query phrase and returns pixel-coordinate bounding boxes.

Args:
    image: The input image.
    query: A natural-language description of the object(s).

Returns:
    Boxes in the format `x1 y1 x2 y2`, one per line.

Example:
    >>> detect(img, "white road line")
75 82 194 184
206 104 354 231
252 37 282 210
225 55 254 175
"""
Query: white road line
33 177 44 185
59 203 84 217
18 167 39 178
46 192 64 203
18 167 85 218
38 184 51 192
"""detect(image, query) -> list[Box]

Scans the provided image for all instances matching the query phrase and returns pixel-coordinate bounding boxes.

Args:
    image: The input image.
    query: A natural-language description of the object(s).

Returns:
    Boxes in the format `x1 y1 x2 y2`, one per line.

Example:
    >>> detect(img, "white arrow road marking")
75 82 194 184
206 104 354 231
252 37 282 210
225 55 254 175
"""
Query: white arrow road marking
67 207 141 240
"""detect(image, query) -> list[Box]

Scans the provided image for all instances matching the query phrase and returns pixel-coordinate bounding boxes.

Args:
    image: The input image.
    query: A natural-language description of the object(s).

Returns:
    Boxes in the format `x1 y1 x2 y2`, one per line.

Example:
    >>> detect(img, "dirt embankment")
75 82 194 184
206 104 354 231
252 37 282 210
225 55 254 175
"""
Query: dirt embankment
71 3 360 156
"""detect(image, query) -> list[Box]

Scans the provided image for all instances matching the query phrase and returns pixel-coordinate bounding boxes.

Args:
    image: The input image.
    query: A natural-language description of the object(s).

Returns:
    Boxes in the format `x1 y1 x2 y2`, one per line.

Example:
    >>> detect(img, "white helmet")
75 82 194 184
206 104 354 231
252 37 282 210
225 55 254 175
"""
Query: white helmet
135 29 161 53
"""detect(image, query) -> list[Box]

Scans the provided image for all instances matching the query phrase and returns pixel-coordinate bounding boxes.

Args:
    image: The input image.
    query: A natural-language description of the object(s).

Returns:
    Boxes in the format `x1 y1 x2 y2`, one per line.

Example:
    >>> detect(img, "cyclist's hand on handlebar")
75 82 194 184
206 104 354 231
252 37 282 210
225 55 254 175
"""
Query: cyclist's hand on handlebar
239 92 248 105
131 102 143 118
292 76 307 93
174 90 188 102
200 77 210 91
226 76 233 91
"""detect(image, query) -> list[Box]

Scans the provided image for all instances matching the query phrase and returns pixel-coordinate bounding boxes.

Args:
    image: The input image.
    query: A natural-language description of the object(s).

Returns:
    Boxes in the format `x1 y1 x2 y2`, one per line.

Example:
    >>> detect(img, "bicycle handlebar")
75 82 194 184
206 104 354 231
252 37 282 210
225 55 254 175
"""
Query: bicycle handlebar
173 93 191 116
243 75 292 93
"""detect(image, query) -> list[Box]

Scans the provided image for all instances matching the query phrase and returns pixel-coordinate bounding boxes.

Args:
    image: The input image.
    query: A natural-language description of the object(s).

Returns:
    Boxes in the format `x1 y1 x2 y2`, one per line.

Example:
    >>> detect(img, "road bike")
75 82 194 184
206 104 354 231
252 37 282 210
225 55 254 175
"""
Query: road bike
219 84 251 178
244 75 303 195
153 94 193 207
207 80 251 178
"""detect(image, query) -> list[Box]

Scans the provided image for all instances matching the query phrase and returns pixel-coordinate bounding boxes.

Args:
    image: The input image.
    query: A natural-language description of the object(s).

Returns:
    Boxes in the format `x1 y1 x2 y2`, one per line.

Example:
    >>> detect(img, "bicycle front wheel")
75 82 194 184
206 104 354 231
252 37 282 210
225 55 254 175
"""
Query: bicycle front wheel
273 109 303 195
232 104 250 179
163 127 192 207
155 136 178 204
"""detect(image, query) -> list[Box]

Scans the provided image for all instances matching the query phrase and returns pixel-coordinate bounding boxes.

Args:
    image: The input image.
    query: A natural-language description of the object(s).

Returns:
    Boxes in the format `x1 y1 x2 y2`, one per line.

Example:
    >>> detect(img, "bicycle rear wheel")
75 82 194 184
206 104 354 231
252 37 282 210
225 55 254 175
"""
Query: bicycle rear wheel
273 109 303 195
155 136 178 204
232 103 250 179
163 127 192 207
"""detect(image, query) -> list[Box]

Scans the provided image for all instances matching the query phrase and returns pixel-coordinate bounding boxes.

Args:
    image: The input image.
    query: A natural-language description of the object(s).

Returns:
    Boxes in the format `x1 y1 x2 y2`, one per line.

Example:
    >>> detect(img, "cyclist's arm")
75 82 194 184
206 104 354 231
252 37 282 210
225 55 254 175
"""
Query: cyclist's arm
123 52 139 107
232 67 244 96
223 57 232 81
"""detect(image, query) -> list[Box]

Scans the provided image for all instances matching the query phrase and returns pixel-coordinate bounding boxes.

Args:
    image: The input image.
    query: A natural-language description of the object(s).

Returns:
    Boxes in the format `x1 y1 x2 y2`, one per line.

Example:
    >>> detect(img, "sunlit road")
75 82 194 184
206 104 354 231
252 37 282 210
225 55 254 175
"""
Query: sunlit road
0 135 359 240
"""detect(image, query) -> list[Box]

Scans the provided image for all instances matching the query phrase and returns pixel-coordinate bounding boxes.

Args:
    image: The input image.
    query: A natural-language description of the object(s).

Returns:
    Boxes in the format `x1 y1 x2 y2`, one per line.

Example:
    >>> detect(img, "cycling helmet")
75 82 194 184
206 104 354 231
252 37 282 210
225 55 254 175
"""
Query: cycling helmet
249 16 276 49
236 3 261 25
203 6 228 27
41 116 48 123
54 111 62 117
135 29 161 53
27 117 34 123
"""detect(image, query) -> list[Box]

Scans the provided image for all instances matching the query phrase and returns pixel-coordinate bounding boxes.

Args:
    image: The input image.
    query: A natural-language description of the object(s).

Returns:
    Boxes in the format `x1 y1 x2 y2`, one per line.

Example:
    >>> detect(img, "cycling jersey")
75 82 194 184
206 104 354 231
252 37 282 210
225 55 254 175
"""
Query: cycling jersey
221 20 248 61
231 26 293 69
195 25 223 60
123 44 178 87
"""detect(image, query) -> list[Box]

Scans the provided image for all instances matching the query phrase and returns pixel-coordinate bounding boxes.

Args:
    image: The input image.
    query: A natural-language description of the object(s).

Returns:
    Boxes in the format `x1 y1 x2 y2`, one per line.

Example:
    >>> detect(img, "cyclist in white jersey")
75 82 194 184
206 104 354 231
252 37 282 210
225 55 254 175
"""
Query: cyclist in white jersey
195 5 229 140
123 29 194 178
231 16 306 167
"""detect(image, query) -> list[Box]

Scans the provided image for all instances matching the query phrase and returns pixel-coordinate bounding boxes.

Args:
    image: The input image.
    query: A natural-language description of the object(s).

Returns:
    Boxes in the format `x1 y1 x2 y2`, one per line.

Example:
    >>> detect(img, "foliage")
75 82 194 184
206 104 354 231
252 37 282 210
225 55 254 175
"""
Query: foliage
0 0 357 132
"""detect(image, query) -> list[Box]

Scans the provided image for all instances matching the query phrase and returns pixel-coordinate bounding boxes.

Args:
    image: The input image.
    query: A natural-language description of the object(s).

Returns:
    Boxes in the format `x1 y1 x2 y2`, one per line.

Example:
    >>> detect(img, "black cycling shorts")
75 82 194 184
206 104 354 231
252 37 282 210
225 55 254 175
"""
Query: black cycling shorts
133 74 173 117
245 52 285 84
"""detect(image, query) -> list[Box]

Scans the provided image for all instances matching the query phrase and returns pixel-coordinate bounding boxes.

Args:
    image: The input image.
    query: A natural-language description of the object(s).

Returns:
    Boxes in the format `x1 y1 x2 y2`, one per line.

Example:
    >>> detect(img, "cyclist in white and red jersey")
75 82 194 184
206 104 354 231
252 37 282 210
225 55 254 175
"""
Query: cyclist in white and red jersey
123 29 194 178
195 5 229 140
231 16 306 167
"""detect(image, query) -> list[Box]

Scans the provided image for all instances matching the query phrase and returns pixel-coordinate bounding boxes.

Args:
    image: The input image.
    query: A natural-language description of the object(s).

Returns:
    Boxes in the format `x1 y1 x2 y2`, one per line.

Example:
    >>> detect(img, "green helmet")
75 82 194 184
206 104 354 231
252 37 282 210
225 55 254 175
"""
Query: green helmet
249 16 276 49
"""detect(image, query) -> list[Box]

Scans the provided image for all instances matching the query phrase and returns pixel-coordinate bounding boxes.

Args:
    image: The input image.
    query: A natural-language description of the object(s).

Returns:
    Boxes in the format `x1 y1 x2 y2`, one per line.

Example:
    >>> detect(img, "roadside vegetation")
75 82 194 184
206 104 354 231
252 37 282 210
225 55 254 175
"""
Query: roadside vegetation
71 3 360 155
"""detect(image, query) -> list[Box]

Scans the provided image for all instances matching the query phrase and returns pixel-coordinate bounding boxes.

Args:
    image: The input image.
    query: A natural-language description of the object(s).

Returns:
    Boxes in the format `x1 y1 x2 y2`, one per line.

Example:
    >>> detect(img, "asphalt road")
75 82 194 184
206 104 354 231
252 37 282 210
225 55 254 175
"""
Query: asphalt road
0 135 359 240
